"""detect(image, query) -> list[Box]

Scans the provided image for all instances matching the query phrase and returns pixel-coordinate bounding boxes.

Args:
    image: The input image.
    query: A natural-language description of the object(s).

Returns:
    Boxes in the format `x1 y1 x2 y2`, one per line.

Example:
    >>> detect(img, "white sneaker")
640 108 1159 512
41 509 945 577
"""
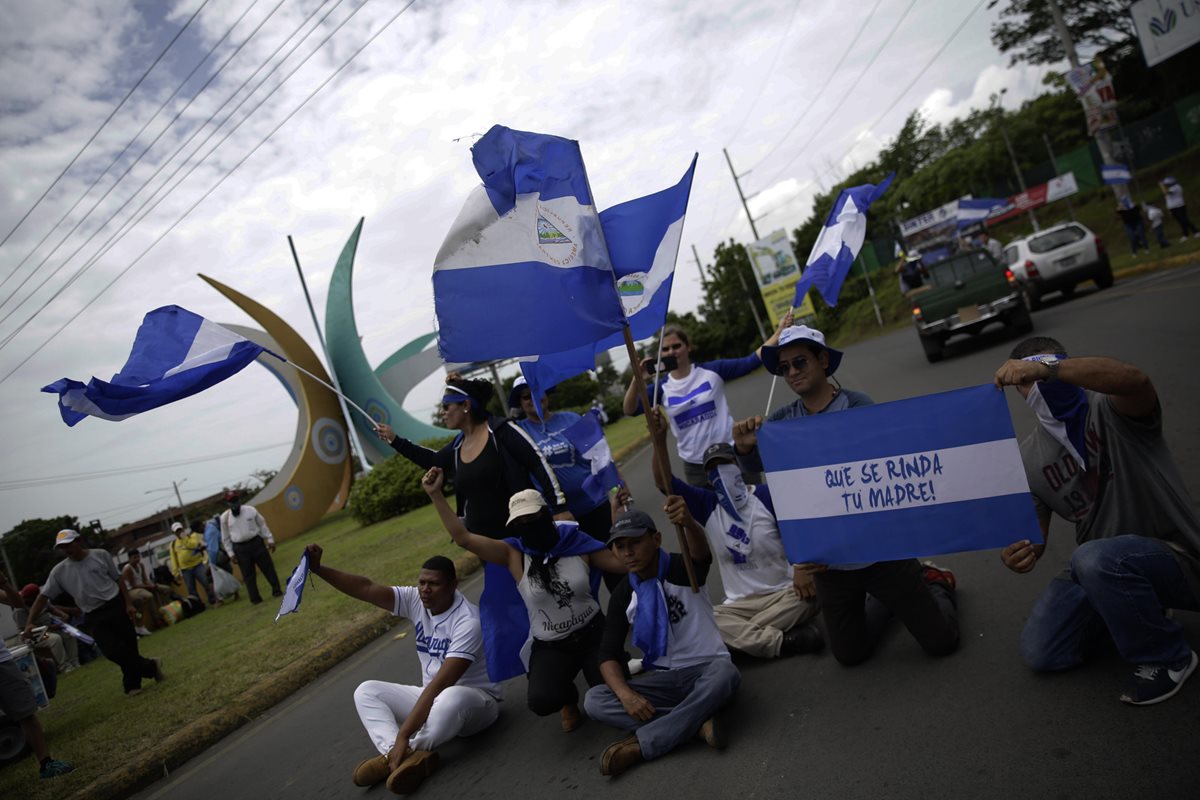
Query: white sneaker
134 625 152 636
1181 236 1189 243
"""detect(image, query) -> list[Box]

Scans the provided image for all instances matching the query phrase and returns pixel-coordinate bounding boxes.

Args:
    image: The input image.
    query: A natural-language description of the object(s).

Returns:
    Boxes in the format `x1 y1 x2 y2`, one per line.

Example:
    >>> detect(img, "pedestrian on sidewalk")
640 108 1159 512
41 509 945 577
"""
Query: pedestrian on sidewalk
1161 177 1199 240
22 530 164 696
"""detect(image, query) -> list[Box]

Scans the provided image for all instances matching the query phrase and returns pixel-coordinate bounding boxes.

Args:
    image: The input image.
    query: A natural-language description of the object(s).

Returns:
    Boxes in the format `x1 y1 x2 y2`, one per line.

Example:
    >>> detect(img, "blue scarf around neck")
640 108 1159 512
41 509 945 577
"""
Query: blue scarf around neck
628 548 671 668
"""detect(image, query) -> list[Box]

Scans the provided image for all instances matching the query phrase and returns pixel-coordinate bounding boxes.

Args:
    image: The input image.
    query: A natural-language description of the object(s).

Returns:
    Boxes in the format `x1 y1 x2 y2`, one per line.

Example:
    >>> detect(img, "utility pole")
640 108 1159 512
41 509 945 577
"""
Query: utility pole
720 149 771 339
994 90 1040 232
1042 132 1077 221
1045 0 1131 206
691 244 709 292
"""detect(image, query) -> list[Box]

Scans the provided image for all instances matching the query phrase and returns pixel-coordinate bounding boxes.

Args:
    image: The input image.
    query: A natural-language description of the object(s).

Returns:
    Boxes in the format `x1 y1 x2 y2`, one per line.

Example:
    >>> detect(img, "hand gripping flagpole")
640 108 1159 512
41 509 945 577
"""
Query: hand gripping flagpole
622 326 700 593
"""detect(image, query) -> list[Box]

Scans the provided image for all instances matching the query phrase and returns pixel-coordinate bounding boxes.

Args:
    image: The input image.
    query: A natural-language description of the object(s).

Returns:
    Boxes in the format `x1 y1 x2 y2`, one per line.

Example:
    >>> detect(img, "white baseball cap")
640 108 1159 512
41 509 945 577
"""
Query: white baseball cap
171 522 185 532
54 529 81 547
506 489 547 525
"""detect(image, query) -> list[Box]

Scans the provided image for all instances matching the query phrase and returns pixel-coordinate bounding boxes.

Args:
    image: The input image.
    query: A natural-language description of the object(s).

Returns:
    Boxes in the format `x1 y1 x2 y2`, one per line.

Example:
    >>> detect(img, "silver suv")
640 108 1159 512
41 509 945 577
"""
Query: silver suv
1001 222 1113 310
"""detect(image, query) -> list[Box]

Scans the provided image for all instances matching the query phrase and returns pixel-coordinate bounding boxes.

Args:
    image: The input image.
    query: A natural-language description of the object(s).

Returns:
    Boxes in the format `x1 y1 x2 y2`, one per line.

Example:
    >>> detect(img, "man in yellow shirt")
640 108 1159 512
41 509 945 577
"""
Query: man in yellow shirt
169 522 218 608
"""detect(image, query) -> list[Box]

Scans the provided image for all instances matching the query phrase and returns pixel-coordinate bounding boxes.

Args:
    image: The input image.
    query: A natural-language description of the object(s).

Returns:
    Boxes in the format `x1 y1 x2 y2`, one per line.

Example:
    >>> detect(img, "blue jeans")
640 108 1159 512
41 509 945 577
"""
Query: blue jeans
180 564 213 605
583 658 740 760
1122 222 1148 254
1021 536 1199 670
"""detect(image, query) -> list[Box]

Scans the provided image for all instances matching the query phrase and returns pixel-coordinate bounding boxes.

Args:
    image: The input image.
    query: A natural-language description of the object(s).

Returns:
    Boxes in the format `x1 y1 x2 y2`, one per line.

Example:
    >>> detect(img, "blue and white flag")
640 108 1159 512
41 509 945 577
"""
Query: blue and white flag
42 306 267 426
519 156 697 410
275 551 311 622
55 620 95 646
794 173 894 308
562 408 622 501
758 384 1041 564
1102 163 1132 185
956 198 1005 229
433 125 627 363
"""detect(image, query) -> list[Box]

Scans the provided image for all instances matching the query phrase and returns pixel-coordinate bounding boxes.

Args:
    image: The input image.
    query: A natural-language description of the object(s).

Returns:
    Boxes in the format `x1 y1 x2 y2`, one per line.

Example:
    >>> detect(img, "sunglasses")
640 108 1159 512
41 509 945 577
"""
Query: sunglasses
773 356 811 376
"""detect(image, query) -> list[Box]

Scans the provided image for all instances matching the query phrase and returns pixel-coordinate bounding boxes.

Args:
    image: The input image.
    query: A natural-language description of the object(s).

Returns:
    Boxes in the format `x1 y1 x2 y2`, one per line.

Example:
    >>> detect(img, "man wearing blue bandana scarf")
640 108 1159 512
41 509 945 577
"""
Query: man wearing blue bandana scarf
583 505 740 777
997 337 1200 706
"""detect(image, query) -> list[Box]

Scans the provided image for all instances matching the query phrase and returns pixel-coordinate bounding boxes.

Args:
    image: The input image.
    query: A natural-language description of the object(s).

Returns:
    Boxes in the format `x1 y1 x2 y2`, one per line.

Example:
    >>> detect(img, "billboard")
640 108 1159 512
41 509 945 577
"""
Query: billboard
747 229 815 323
1131 0 1200 67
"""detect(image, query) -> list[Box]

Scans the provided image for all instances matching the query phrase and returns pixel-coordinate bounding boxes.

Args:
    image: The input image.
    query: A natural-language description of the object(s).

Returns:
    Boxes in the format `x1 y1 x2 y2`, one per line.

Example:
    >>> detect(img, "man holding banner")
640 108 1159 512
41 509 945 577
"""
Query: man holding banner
996 339 1200 706
733 325 961 666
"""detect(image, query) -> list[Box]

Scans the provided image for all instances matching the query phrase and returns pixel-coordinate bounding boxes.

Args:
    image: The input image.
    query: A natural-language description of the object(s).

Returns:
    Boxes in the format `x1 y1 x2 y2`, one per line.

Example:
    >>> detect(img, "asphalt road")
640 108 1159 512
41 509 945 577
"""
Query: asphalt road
136 266 1200 800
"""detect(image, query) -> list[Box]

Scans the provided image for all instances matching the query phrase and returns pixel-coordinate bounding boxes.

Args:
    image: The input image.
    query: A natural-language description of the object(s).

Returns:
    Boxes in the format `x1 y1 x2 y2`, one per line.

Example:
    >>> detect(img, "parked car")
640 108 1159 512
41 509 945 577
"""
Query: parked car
1001 222 1113 310
909 249 1032 363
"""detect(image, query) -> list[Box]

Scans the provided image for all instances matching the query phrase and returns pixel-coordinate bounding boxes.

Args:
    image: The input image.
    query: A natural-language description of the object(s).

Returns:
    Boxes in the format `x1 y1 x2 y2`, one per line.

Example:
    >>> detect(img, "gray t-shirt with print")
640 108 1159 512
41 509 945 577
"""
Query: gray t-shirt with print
1020 390 1200 593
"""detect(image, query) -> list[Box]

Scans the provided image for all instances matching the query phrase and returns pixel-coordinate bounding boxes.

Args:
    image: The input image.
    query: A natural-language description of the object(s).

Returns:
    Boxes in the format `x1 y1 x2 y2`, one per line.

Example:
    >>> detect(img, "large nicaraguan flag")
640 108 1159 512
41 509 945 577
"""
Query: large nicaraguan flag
758 384 1041 564
519 155 697 409
794 173 894 308
433 125 628 363
42 305 266 426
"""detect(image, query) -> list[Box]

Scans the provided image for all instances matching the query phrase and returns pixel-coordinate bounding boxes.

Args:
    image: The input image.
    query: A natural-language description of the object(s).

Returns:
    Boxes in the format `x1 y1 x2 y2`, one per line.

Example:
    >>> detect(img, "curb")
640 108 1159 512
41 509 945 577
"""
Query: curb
68 552 484 800
1112 251 1197 281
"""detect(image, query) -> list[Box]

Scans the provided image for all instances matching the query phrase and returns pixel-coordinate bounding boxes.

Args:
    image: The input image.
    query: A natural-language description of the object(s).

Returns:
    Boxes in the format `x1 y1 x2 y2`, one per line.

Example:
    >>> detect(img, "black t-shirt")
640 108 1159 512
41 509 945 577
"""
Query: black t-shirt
456 438 508 537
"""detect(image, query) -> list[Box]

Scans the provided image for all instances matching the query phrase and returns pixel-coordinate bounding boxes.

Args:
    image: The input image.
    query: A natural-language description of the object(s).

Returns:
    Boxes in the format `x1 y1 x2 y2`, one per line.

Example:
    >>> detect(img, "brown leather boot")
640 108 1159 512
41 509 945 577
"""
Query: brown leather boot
560 703 583 733
600 734 643 777
696 717 726 750
386 749 440 794
351 753 390 787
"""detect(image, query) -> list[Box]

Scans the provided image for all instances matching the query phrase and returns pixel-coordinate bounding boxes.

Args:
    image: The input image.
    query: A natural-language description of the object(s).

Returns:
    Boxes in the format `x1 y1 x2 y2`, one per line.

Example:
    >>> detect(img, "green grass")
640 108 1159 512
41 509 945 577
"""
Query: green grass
604 413 652 458
0 505 456 800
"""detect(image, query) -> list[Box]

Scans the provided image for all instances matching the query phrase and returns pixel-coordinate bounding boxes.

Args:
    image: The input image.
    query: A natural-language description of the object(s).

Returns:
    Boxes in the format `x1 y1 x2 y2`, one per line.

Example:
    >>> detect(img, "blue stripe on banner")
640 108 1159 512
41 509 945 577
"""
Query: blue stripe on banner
666 381 713 407
778 494 1041 564
758 384 1015 470
674 400 716 428
434 261 626 362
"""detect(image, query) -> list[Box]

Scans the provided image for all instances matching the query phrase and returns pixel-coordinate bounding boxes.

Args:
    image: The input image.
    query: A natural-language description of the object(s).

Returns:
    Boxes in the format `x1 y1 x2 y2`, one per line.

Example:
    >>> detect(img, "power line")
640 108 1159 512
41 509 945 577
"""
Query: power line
817 0 987 184
0 0 417 385
745 0 887 174
0 0 298 335
755 0 916 191
0 0 264 302
0 0 213 254
0 0 345 351
724 0 803 146
0 440 291 491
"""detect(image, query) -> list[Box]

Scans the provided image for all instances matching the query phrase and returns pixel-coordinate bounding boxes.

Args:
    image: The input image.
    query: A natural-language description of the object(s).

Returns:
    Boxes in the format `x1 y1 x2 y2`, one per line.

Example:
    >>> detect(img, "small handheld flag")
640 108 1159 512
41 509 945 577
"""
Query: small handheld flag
562 408 622 503
42 306 267 426
275 551 311 622
795 173 894 308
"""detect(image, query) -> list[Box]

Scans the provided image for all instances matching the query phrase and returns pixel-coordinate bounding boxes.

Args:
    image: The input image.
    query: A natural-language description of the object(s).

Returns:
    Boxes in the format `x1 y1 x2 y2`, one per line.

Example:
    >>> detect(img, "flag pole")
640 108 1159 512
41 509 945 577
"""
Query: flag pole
261 351 374 423
622 326 699 593
287 235 373 474
651 323 666 409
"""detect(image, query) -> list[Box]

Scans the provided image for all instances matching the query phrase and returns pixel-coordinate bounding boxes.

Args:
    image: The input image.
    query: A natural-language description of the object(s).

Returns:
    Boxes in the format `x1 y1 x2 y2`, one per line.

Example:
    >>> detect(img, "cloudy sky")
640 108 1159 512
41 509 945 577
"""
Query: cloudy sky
0 0 1060 536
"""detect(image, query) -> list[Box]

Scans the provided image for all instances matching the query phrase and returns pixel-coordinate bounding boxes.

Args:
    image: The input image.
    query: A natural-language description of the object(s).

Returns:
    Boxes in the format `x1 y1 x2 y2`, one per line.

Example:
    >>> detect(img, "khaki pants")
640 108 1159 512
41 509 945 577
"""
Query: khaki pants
713 587 819 658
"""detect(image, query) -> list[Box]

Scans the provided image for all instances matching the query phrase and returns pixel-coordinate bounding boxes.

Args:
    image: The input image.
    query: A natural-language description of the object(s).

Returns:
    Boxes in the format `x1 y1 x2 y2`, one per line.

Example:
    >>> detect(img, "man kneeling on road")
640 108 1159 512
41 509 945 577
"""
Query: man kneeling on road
583 504 740 777
996 338 1200 705
733 324 960 666
647 406 823 658
303 544 501 794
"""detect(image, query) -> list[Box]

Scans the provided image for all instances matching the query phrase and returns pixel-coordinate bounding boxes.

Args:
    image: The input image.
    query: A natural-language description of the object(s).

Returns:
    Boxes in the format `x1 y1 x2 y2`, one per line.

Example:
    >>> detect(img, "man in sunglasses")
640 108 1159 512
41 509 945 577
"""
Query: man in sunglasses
732 325 960 667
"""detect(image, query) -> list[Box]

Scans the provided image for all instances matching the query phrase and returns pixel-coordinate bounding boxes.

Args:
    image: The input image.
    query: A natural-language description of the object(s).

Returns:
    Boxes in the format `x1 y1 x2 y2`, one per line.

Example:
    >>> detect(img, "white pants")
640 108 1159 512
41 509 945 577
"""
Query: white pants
353 680 499 755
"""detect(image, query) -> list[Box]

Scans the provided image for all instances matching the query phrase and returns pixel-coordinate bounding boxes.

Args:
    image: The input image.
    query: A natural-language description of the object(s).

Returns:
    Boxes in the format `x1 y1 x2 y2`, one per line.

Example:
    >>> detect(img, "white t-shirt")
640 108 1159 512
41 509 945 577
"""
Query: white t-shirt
517 554 599 641
41 549 121 613
392 587 501 699
1165 184 1185 210
625 555 729 670
659 365 736 464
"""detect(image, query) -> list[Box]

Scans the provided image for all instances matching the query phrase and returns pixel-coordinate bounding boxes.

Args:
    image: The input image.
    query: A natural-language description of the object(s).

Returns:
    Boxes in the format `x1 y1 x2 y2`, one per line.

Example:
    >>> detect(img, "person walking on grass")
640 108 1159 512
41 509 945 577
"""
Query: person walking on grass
220 490 282 605
0 572 74 780
1161 177 1199 241
23 530 164 697
304 544 500 795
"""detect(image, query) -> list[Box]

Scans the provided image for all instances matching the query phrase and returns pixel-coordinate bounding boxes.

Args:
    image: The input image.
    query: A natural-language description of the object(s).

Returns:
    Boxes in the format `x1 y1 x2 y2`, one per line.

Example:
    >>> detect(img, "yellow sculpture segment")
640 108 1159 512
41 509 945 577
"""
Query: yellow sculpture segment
199 273 350 541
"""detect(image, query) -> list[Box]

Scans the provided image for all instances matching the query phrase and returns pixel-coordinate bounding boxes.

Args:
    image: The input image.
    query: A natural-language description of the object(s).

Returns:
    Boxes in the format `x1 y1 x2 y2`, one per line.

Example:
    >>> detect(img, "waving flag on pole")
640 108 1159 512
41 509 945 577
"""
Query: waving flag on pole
758 384 1040 564
42 306 267 426
275 551 311 622
519 155 698 411
1101 163 1132 185
794 173 894 308
563 408 623 503
433 125 627 363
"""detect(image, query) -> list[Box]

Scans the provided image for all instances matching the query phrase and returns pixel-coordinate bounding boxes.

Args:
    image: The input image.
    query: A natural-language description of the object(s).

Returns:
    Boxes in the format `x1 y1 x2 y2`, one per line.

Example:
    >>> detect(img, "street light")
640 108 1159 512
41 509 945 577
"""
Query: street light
145 478 189 529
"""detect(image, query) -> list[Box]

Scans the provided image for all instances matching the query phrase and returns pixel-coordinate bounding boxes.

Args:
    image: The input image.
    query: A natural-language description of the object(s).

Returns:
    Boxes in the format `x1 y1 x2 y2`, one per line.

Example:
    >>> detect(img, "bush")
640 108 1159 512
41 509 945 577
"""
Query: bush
348 436 455 525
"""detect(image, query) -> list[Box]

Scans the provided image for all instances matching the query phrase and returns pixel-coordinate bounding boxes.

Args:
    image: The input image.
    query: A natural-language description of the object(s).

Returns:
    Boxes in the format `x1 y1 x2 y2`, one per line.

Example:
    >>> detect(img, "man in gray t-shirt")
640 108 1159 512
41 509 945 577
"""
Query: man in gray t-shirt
23 529 164 696
995 336 1200 706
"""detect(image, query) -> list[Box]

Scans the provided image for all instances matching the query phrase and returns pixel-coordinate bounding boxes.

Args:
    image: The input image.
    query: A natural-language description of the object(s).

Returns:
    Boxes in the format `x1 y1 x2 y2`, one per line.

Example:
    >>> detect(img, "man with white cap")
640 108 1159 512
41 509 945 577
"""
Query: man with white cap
169 520 215 608
583 505 740 777
733 325 960 667
995 337 1200 705
23 530 163 696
